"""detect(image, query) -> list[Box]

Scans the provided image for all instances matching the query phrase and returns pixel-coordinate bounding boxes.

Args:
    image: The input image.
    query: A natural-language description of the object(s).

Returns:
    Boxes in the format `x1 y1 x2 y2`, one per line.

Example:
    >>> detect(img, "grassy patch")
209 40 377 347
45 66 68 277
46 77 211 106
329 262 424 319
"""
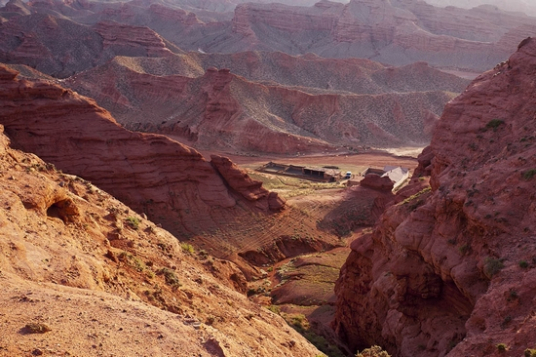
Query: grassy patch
126 216 140 230
180 242 195 254
400 187 431 210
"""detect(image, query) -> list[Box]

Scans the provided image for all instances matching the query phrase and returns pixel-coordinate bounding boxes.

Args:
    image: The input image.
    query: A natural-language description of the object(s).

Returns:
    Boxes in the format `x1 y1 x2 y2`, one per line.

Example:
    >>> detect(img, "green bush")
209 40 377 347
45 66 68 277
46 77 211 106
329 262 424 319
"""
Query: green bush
484 257 504 279
126 216 140 230
496 343 507 352
486 119 505 131
524 348 536 357
356 346 391 357
519 260 529 269
157 267 180 288
180 242 195 254
523 169 536 180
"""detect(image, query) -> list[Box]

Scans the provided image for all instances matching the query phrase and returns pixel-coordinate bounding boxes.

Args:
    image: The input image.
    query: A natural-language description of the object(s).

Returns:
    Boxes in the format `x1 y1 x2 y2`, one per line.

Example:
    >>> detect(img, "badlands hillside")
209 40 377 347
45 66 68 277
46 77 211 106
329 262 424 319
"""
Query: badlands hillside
64 54 467 151
2 0 535 73
335 37 536 356
0 0 474 151
0 120 324 356
2 0 536 356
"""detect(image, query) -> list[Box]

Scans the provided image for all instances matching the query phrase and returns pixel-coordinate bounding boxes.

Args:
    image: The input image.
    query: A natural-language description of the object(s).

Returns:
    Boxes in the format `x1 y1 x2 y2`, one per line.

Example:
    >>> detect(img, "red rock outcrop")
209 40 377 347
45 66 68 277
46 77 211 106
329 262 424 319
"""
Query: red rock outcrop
0 9 181 77
65 56 465 151
0 64 285 253
360 174 395 192
94 21 174 57
0 122 323 357
185 0 536 72
334 38 536 356
211 154 285 210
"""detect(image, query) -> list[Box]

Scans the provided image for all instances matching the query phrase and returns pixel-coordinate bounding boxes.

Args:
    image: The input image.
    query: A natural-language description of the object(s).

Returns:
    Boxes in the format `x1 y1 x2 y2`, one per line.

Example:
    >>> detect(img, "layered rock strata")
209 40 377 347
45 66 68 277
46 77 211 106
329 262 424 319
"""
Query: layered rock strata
334 38 536 357
0 64 283 253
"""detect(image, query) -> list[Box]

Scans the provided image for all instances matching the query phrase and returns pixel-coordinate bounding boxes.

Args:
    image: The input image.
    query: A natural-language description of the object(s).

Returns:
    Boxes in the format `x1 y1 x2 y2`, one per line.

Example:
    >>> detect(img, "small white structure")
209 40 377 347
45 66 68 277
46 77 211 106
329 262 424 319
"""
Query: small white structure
382 166 410 190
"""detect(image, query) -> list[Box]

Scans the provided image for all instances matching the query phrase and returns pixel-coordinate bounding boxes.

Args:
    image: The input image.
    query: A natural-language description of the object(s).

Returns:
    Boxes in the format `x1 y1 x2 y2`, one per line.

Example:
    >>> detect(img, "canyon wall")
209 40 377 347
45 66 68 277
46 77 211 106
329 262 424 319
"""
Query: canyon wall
0 64 285 253
334 38 536 356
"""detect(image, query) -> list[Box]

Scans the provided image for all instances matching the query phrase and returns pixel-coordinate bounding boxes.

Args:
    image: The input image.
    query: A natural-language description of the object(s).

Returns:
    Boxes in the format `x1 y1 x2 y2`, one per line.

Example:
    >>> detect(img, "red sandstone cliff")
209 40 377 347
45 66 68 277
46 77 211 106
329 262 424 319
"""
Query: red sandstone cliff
0 9 181 77
0 64 285 255
0 122 322 356
334 38 536 356
194 0 536 71
2 0 535 72
65 55 466 151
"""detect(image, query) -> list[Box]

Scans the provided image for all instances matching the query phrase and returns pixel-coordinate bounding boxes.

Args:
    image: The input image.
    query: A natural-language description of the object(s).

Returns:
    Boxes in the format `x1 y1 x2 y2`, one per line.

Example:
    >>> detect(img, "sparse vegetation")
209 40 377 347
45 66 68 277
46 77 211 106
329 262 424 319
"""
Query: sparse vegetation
484 257 504 279
157 268 180 288
522 169 536 180
458 243 470 256
266 305 281 314
496 343 507 352
524 348 536 357
355 345 391 357
519 260 529 269
126 216 140 230
485 119 505 132
180 242 195 254
401 187 431 210
283 313 345 357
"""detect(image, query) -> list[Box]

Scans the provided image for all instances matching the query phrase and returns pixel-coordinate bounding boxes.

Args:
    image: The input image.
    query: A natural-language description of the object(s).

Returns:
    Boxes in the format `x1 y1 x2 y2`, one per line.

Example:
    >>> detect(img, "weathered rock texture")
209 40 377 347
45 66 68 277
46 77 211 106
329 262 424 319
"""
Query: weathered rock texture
172 0 536 72
65 55 466 151
0 64 293 259
0 123 322 356
0 7 181 77
334 38 536 356
2 0 536 72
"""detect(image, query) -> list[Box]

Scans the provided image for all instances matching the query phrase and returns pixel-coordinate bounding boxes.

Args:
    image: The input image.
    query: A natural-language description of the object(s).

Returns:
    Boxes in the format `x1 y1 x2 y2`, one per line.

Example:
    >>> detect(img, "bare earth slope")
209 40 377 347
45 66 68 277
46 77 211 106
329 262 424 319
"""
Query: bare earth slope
64 55 467 152
0 64 345 275
0 124 321 356
2 0 536 72
334 38 536 357
176 0 536 72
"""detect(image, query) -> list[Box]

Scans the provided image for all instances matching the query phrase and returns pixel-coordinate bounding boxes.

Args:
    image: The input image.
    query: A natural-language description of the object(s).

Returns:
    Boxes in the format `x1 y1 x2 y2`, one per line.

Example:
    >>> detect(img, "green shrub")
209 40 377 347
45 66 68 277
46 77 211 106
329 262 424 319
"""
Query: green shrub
458 244 470 256
496 343 507 352
157 267 180 288
180 242 195 254
356 346 391 357
266 305 280 314
519 260 529 268
484 257 504 279
486 119 505 131
523 169 536 180
126 216 140 230
524 348 536 357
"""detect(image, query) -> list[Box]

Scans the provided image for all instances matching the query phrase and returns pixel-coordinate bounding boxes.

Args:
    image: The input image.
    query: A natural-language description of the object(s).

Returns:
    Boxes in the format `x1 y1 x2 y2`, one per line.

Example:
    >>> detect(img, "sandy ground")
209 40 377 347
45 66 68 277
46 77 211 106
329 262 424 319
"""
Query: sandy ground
202 150 418 172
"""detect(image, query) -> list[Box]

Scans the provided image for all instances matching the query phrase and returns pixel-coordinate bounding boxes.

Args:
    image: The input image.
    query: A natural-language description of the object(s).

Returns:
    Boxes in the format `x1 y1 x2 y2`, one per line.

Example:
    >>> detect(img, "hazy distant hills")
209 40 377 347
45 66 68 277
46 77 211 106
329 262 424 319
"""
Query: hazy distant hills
2 0 535 73
62 52 468 152
423 0 536 17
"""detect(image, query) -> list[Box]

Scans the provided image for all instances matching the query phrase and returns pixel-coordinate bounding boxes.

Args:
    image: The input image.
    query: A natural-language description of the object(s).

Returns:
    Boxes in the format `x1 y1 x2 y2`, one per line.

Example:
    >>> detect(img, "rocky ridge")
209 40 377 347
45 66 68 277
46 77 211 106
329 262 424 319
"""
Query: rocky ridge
65 56 466 151
334 38 536 356
0 123 322 356
178 0 536 71
0 64 297 263
2 0 536 72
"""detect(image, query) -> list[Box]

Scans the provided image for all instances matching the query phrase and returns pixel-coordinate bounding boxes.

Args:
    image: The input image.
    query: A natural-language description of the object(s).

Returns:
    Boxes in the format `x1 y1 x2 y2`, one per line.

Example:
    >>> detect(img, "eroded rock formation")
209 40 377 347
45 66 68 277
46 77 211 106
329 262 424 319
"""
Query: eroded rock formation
0 64 283 254
334 38 536 356
0 122 322 356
